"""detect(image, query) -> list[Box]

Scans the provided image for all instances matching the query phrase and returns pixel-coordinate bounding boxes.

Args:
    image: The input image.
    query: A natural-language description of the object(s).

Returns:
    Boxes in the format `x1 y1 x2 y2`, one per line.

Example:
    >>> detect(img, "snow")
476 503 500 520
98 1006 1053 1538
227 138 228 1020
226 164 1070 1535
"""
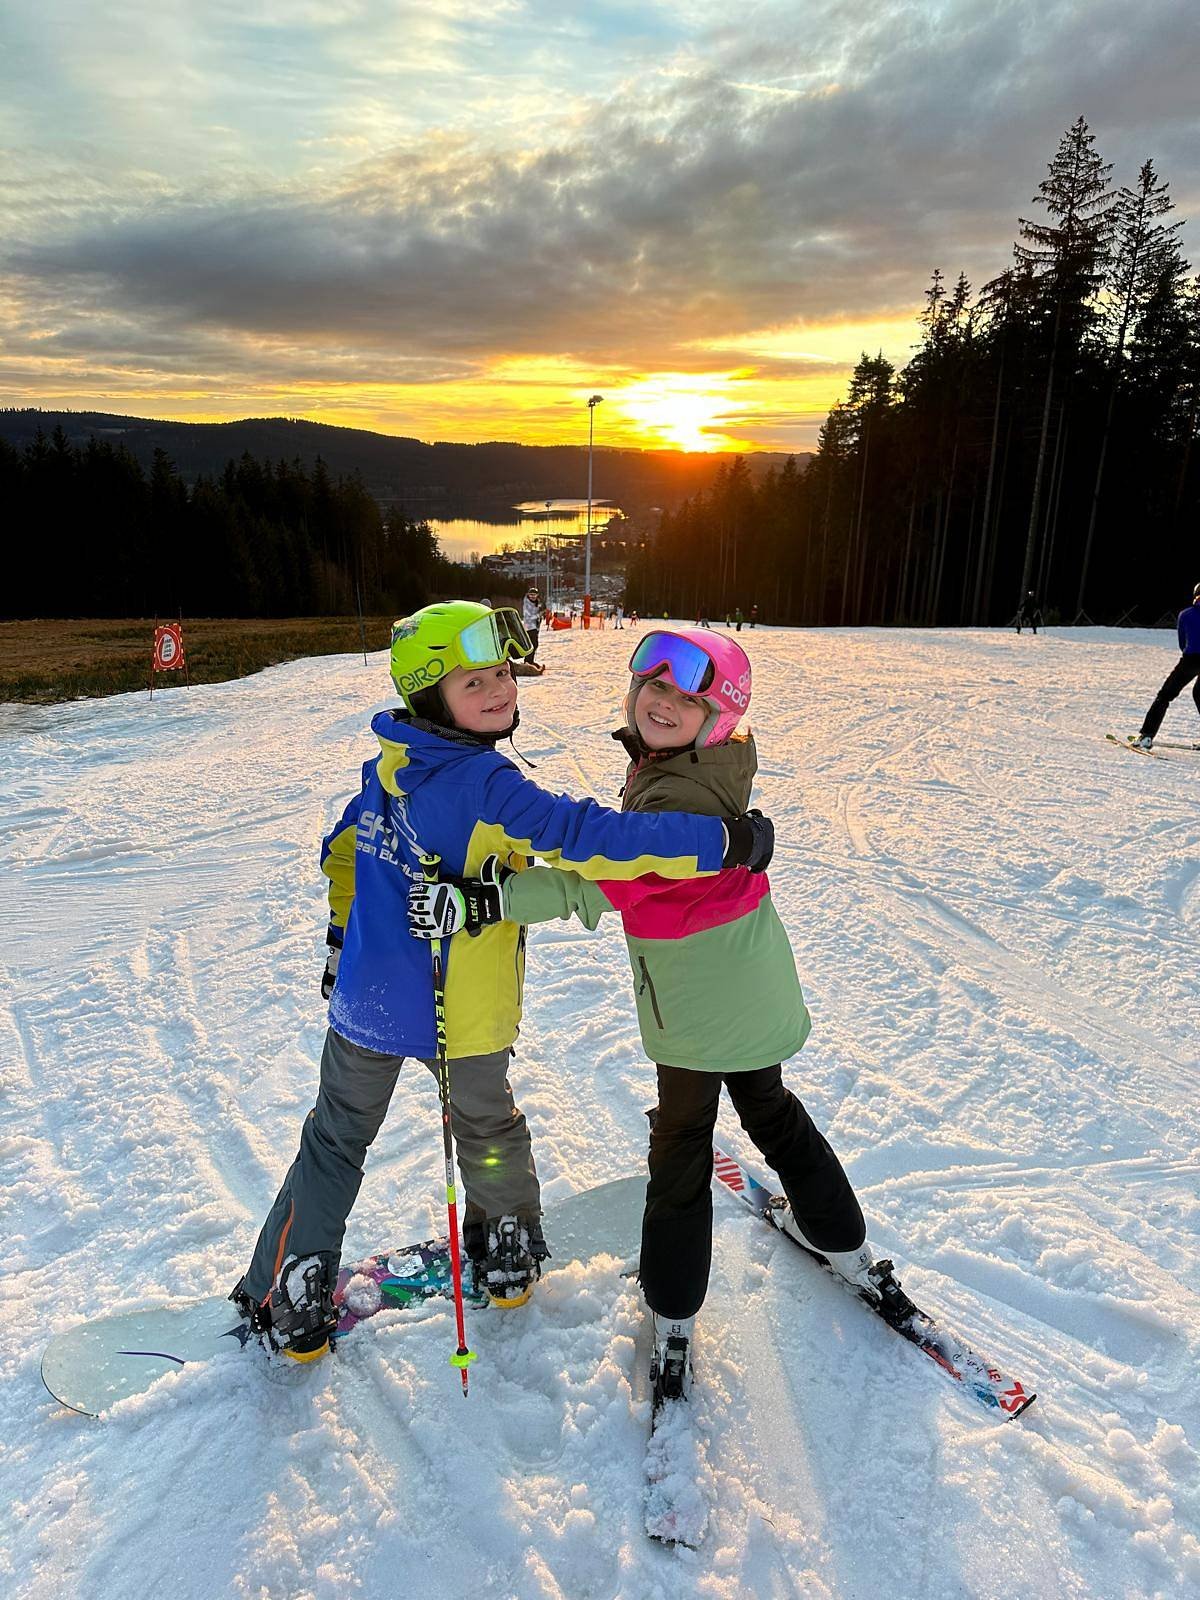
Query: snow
3 622 1200 1599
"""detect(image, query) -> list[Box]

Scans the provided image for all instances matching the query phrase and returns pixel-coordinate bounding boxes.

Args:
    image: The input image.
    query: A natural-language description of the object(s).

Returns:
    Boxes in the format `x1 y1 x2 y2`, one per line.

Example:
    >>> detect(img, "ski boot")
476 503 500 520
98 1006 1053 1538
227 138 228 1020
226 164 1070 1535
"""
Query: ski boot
768 1203 885 1299
229 1254 338 1362
466 1214 549 1308
1132 735 1154 751
649 1312 694 1410
769 1203 918 1324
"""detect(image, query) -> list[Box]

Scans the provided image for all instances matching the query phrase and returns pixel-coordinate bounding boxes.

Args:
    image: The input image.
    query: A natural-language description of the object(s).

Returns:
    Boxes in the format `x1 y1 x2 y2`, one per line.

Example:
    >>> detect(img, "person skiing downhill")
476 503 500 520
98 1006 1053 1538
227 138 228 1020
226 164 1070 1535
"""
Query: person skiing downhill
1133 582 1200 749
230 603 776 1361
409 628 879 1404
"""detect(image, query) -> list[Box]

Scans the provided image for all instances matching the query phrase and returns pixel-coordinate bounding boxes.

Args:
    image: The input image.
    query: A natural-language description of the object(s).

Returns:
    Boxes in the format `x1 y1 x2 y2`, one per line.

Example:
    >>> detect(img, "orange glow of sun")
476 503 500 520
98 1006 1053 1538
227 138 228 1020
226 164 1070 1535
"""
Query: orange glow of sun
613 375 738 452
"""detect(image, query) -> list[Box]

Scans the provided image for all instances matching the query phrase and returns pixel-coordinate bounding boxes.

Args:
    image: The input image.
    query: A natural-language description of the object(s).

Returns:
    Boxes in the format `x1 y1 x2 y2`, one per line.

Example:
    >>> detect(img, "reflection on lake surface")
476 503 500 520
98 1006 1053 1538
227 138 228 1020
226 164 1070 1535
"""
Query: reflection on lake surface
428 501 623 562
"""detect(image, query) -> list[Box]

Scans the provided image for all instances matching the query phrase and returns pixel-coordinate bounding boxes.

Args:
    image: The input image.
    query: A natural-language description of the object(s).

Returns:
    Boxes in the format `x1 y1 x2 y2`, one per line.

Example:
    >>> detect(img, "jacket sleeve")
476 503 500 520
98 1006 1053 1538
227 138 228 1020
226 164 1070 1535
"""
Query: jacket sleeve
502 866 616 929
478 762 726 881
319 764 370 945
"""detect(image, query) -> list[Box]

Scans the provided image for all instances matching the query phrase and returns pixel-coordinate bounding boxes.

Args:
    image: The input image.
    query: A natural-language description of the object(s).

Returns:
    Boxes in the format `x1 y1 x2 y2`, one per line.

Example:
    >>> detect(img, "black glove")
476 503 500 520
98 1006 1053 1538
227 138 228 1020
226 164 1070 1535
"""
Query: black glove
721 810 774 873
321 936 341 999
409 854 512 938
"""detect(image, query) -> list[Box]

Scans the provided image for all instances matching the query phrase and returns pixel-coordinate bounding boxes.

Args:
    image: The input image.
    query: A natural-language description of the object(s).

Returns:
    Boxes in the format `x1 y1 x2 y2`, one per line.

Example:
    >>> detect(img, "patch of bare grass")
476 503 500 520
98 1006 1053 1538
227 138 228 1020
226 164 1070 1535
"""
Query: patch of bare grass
0 617 395 703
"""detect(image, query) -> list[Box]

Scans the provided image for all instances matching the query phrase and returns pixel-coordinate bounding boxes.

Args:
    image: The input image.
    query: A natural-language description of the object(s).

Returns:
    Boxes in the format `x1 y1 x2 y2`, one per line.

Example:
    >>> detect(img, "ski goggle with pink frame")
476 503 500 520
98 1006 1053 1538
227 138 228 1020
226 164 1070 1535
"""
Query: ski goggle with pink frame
628 632 716 695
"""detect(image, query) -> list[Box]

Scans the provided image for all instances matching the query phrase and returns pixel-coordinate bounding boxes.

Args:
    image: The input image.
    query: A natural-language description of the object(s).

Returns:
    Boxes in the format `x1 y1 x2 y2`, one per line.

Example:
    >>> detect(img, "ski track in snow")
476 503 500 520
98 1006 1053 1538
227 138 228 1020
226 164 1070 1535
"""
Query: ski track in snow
3 624 1200 1599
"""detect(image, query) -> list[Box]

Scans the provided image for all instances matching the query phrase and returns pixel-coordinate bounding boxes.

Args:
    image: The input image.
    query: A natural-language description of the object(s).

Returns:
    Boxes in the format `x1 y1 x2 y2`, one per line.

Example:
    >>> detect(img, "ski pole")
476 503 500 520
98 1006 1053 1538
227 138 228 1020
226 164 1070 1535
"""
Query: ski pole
419 852 477 1395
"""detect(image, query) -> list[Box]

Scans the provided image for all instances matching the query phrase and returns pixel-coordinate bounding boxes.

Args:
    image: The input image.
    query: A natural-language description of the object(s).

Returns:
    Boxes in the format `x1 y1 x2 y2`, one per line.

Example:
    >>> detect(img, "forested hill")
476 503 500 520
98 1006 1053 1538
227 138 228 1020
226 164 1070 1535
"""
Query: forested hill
0 410 803 513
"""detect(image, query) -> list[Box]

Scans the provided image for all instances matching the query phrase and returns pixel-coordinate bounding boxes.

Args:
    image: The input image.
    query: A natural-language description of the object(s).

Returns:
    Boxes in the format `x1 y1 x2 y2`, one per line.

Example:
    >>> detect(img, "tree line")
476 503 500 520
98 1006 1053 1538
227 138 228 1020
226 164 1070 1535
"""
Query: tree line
0 434 475 619
626 118 1199 627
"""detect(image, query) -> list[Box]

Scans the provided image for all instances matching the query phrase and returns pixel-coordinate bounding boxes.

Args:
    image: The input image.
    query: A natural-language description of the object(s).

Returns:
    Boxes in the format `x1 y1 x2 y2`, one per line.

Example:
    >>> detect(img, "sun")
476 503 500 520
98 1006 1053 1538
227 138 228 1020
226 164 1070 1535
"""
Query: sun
614 375 736 452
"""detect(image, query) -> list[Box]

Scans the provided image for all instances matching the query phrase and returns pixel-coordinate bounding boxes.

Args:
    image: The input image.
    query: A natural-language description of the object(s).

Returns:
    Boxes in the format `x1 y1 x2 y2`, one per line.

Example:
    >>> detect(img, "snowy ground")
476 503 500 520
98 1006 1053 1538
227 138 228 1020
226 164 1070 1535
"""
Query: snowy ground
2 623 1199 1600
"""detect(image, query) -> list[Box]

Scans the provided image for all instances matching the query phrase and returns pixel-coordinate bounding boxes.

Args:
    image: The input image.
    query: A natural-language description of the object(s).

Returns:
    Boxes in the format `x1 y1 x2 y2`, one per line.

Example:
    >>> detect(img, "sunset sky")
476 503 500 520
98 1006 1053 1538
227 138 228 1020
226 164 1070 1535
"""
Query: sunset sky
2 1 1197 452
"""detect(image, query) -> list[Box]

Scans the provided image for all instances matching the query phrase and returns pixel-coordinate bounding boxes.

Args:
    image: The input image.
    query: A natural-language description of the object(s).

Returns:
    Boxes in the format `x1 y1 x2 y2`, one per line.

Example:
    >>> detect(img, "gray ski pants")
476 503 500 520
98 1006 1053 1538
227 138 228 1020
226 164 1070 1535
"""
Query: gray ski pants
242 1028 541 1302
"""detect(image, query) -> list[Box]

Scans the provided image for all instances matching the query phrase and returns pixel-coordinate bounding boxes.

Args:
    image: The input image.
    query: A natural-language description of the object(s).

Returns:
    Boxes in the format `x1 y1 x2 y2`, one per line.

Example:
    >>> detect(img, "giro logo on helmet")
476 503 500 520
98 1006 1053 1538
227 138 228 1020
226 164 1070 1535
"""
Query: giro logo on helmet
398 660 446 691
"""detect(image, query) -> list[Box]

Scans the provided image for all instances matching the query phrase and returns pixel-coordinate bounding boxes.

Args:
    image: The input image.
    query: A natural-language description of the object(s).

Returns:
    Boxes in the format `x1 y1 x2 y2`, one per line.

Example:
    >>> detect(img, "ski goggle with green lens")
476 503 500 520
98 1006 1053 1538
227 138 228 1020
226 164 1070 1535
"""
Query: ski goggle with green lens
453 607 533 668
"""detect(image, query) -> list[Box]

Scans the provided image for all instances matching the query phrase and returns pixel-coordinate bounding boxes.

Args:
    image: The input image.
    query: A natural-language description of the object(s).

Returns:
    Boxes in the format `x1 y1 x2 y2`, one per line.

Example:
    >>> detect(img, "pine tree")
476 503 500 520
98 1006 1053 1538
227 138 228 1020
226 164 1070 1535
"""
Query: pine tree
1013 117 1116 613
1077 159 1184 613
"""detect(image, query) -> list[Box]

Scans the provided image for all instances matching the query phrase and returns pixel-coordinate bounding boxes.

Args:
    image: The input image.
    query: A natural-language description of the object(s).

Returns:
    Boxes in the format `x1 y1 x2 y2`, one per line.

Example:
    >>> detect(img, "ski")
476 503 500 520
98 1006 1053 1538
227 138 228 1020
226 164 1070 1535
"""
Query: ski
1143 738 1200 751
644 1315 709 1549
712 1144 1036 1420
1106 733 1170 760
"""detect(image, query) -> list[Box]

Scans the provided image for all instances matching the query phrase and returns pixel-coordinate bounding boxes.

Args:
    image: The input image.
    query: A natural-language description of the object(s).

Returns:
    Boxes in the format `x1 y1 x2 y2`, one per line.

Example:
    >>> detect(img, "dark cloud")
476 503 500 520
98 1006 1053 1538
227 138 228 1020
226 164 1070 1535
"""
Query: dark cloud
4 0 1198 379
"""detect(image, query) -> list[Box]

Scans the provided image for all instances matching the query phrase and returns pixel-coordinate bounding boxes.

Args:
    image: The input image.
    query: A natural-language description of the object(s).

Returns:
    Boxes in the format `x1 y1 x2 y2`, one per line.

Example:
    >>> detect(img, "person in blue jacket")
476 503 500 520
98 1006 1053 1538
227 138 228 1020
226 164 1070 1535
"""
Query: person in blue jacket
229 601 773 1360
1133 582 1200 749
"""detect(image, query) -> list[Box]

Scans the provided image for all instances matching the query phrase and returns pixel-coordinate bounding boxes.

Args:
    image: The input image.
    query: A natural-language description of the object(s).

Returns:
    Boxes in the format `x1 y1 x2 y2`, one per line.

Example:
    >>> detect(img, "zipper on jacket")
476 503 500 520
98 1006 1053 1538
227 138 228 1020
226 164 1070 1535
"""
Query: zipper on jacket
637 955 665 1029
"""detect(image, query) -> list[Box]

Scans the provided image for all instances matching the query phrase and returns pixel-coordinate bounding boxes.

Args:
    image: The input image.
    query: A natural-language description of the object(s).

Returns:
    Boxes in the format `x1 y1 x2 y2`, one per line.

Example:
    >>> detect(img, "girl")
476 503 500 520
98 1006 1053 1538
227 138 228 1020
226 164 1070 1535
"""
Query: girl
410 629 878 1400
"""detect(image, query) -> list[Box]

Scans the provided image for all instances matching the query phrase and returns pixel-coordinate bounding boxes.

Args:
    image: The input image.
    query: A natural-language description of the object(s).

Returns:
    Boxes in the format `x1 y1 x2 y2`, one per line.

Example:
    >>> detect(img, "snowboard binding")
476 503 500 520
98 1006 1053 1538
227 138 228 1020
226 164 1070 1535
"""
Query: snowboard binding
466 1214 549 1309
229 1255 338 1361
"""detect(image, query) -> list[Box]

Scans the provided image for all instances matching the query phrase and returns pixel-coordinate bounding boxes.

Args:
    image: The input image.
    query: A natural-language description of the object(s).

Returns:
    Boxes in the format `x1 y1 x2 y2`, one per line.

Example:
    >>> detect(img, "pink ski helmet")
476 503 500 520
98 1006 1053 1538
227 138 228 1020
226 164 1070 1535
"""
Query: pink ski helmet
627 628 752 747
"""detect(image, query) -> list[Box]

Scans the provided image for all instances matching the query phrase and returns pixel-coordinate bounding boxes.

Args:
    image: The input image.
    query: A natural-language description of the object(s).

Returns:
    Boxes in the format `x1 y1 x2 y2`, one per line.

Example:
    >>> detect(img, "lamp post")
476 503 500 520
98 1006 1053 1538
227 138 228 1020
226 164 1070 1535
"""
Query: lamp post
544 499 553 614
584 394 603 626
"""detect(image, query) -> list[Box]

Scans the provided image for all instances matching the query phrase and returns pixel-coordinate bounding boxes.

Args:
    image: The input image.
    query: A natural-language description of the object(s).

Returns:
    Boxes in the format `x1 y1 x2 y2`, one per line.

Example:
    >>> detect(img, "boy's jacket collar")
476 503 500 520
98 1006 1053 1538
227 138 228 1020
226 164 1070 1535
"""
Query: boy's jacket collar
391 707 519 748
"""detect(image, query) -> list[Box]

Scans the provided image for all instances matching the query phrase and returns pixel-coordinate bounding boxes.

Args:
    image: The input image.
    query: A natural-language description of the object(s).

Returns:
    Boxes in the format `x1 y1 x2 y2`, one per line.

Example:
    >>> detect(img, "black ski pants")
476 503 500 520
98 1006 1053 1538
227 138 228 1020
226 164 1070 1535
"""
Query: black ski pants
640 1063 866 1320
1139 653 1200 741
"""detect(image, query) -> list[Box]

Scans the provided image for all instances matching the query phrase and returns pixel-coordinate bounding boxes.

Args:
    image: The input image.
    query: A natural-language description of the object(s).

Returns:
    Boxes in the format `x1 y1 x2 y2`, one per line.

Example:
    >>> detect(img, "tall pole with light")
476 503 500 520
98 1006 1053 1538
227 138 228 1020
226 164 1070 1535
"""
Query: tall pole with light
544 499 553 614
584 394 603 626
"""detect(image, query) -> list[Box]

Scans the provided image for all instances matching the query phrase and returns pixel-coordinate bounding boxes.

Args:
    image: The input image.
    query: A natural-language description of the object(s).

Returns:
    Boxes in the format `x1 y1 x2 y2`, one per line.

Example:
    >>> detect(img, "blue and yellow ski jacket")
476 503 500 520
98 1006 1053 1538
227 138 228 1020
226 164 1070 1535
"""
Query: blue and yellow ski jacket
320 710 727 1059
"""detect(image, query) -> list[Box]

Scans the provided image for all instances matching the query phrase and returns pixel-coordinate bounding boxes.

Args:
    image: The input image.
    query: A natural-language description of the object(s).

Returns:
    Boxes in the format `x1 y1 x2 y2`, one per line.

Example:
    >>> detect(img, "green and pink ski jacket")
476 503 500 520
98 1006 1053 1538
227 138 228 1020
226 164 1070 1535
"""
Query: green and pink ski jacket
503 732 810 1071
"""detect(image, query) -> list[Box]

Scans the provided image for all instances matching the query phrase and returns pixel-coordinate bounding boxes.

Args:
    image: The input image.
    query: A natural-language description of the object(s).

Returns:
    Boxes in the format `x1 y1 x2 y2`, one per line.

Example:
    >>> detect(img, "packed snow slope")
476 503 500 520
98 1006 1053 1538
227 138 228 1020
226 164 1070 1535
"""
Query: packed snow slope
3 624 1199 1600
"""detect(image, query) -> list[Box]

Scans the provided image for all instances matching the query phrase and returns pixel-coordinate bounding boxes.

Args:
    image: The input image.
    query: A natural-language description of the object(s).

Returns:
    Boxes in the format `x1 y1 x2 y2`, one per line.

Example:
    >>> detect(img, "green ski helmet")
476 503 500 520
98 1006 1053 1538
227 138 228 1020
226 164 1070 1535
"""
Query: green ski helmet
389 601 533 712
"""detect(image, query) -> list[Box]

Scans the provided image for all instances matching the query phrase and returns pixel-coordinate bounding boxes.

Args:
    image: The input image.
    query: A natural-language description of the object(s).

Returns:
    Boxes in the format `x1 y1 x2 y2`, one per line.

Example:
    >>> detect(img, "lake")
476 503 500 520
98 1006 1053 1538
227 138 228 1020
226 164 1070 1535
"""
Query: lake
426 500 624 562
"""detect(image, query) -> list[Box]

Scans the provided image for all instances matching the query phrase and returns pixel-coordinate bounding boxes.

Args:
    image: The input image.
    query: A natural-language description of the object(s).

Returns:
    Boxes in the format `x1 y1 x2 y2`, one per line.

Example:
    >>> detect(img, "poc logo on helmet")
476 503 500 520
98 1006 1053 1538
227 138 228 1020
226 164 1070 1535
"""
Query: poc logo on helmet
720 677 749 708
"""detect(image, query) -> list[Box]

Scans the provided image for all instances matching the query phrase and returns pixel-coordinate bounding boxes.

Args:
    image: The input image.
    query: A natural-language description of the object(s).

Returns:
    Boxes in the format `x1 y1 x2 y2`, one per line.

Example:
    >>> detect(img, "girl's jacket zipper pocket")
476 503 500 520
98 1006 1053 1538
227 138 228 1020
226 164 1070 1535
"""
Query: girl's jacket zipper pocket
637 954 665 1029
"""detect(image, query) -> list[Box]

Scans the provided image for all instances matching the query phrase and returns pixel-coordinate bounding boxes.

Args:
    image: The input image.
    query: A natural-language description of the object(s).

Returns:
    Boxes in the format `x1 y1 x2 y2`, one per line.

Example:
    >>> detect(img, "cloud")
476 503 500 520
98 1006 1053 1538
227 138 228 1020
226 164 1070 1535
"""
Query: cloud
2 0 1197 423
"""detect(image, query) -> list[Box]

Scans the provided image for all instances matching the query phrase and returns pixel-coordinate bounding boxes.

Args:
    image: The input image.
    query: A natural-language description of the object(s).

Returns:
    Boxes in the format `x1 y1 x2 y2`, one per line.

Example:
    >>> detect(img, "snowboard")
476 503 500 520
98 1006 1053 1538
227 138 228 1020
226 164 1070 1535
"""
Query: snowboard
41 1175 646 1417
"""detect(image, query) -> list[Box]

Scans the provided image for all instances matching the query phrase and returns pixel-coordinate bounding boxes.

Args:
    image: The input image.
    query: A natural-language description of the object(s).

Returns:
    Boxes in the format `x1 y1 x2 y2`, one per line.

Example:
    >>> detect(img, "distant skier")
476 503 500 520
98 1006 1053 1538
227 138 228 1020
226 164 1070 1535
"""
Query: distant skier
628 610 639 628
1016 590 1043 634
614 605 624 630
522 586 543 663
412 629 877 1405
749 604 759 629
734 607 744 632
1132 582 1200 750
231 603 763 1361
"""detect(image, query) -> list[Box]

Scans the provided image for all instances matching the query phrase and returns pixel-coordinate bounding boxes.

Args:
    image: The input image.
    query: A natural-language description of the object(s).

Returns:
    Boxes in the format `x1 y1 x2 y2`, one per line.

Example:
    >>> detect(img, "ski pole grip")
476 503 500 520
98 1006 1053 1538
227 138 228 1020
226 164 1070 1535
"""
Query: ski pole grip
419 851 441 885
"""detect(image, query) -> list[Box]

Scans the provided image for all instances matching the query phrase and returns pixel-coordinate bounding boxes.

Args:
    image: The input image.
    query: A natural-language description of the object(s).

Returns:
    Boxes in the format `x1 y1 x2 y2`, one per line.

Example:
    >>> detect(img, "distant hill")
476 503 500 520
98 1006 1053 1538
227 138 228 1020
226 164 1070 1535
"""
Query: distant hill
0 410 808 517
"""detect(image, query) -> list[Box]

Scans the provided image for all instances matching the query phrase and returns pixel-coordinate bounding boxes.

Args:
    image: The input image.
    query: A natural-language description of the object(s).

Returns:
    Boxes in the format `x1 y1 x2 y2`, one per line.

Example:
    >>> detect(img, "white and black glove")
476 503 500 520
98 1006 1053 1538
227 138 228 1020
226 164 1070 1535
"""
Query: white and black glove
409 854 511 938
320 939 341 999
721 810 775 873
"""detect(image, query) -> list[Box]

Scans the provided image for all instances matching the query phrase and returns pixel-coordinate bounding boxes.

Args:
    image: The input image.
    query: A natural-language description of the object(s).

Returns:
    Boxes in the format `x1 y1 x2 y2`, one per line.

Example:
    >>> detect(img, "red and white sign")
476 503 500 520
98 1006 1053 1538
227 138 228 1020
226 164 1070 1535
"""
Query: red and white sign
152 623 185 672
